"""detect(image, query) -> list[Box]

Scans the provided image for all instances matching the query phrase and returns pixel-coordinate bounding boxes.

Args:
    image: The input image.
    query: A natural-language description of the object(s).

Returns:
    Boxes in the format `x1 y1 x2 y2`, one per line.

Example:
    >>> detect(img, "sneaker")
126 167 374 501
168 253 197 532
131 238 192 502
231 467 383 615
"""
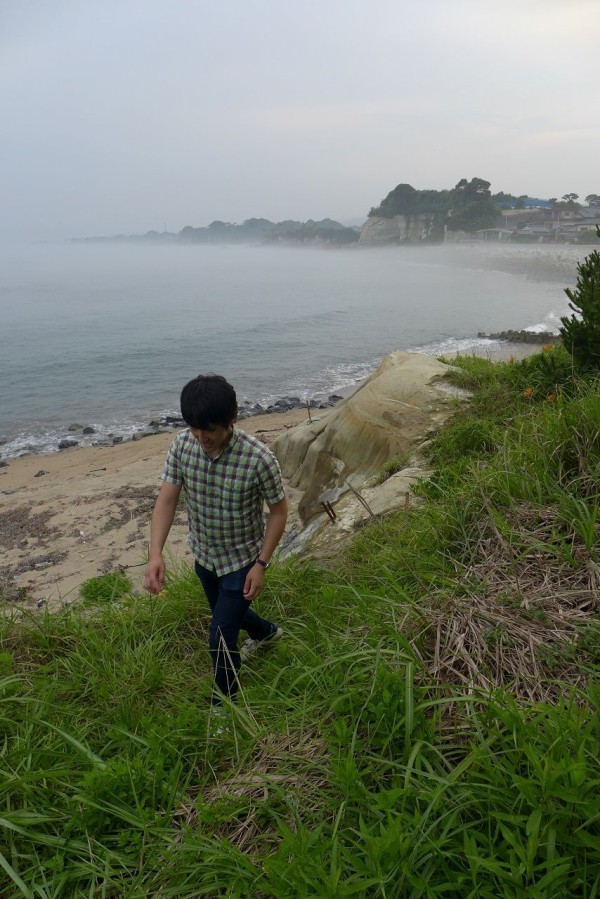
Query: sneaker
240 625 283 660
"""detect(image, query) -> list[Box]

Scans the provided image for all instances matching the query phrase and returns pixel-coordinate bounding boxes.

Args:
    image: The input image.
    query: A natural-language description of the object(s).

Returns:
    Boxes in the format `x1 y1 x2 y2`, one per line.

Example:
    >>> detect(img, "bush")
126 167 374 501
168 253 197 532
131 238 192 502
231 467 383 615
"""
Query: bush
560 230 600 368
80 571 132 602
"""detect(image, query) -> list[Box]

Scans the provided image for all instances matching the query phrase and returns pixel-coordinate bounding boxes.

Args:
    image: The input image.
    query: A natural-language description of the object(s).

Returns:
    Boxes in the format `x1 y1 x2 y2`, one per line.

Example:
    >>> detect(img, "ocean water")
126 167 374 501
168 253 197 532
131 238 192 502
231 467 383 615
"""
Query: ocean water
0 241 579 458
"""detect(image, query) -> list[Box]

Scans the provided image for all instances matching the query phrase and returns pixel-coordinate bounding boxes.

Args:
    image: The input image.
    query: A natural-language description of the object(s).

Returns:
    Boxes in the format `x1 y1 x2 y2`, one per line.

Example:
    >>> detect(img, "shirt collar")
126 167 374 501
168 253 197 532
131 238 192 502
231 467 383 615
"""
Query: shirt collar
199 425 239 462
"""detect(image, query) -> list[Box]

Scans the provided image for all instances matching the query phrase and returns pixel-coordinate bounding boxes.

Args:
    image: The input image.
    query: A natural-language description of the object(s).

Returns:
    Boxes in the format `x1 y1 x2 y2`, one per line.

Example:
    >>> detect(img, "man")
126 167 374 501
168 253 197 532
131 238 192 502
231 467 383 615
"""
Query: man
144 374 288 705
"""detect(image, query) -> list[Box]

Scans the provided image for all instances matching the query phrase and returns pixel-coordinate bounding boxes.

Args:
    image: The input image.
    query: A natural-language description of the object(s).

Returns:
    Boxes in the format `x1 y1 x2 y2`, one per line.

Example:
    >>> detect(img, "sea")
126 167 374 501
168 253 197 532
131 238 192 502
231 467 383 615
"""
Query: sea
0 240 583 459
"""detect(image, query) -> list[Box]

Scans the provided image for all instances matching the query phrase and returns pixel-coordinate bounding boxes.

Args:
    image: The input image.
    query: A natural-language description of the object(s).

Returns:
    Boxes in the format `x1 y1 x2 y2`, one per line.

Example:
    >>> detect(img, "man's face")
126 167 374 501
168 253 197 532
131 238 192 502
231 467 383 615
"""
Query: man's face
190 422 234 458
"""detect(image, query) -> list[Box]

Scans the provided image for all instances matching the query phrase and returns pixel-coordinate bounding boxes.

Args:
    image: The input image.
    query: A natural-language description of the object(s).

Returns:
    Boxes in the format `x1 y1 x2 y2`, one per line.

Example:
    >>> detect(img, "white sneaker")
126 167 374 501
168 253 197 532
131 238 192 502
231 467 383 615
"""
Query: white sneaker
240 625 283 660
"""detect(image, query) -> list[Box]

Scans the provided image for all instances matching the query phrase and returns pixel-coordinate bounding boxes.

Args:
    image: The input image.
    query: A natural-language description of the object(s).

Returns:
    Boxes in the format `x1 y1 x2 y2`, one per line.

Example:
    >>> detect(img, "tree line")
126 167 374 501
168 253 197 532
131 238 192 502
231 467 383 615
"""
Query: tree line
369 178 600 234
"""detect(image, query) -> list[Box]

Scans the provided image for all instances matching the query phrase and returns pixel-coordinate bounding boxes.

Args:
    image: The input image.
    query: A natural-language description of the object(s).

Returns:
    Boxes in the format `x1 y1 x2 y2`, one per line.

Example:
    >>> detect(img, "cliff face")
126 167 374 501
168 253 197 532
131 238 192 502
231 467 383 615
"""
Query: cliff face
273 351 467 527
359 214 441 245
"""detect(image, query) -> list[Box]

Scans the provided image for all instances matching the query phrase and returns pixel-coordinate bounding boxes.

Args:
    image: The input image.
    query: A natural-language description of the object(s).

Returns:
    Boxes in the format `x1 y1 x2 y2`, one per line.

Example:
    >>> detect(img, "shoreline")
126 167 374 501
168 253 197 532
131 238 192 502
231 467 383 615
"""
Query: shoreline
0 337 552 463
0 343 545 612
0 406 312 611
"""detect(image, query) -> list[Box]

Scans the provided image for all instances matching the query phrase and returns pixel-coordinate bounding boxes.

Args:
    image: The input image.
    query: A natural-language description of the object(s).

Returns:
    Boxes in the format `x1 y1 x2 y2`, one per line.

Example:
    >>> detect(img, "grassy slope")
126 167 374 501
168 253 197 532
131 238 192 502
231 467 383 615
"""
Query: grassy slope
1 348 599 898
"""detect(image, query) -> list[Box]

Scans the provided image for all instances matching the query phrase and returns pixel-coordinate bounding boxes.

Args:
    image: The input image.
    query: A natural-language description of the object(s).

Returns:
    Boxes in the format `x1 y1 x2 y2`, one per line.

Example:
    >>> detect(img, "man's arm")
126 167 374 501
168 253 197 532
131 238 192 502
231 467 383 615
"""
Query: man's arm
243 496 288 601
144 481 182 593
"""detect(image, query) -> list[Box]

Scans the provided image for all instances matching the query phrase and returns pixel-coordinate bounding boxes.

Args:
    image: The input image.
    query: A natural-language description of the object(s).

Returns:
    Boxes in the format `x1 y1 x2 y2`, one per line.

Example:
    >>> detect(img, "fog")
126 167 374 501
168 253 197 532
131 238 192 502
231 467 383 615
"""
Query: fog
1 0 598 243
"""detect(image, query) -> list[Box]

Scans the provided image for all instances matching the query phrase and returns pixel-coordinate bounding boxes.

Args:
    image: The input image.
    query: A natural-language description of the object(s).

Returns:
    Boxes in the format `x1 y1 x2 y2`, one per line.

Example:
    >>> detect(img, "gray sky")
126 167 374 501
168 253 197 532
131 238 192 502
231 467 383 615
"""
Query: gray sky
2 0 598 241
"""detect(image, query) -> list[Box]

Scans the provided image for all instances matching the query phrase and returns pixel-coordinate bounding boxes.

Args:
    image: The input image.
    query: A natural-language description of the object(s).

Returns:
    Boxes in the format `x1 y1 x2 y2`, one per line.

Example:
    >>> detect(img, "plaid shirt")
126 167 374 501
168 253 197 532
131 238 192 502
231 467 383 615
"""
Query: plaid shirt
162 427 285 575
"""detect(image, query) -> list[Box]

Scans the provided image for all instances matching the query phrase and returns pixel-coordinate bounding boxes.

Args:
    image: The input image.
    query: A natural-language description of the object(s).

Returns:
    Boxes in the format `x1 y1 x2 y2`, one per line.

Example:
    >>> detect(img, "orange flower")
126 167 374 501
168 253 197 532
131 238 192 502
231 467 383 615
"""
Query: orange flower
508 355 515 364
546 393 557 402
523 387 534 398
542 343 553 353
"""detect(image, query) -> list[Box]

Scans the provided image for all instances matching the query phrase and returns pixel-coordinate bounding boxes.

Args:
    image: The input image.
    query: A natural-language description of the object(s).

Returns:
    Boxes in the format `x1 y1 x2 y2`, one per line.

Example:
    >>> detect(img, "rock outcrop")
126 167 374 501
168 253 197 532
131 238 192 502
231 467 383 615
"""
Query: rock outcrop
359 214 440 244
273 351 468 529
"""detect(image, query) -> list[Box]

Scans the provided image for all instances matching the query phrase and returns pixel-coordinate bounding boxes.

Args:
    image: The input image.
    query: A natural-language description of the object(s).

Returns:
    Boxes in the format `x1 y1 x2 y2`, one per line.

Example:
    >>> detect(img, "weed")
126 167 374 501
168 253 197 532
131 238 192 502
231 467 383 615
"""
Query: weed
3 350 600 895
371 453 410 485
79 571 132 602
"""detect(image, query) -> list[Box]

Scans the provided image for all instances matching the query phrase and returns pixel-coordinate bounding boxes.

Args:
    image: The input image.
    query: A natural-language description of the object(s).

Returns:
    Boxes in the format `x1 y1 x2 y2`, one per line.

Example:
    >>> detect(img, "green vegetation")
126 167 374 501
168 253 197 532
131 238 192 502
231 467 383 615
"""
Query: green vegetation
560 228 600 368
2 346 600 895
369 177 500 235
179 218 360 246
79 571 132 602
372 454 410 485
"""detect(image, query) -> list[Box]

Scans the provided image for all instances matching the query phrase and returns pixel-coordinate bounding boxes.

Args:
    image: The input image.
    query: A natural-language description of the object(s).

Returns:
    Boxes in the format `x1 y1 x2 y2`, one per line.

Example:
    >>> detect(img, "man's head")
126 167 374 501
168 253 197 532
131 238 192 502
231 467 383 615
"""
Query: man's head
180 374 238 429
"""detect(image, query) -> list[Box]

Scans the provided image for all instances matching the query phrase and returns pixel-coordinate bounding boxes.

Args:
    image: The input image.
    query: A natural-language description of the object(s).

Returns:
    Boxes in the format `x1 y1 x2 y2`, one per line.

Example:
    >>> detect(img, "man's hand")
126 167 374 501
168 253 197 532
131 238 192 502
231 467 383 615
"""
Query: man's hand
144 482 181 595
243 563 265 601
144 553 165 594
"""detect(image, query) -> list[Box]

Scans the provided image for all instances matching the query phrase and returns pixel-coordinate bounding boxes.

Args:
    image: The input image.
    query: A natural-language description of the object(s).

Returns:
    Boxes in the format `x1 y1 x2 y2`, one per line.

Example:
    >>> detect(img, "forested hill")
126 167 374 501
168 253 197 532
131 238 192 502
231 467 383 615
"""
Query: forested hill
368 177 500 235
179 217 360 246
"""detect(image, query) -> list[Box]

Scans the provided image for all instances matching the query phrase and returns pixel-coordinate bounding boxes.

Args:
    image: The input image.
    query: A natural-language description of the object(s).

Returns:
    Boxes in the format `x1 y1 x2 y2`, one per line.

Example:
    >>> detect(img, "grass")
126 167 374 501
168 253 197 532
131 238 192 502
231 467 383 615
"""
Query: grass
1 347 600 896
79 571 132 602
371 454 411 486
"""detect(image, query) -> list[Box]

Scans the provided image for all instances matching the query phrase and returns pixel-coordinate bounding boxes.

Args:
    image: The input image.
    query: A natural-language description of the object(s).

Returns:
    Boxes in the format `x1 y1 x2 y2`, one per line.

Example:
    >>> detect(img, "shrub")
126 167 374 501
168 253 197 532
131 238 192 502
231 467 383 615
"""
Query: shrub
560 229 600 368
80 571 132 602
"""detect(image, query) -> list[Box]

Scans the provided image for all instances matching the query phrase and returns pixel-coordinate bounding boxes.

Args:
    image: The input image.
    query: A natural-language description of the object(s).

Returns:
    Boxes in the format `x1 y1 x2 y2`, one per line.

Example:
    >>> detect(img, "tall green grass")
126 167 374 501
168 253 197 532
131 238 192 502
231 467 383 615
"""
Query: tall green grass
1 349 599 896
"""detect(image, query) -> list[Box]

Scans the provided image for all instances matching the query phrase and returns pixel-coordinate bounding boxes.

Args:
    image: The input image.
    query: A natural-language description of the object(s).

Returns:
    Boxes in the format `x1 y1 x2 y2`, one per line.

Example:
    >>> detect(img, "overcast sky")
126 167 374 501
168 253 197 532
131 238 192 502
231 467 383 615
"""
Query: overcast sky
1 0 598 241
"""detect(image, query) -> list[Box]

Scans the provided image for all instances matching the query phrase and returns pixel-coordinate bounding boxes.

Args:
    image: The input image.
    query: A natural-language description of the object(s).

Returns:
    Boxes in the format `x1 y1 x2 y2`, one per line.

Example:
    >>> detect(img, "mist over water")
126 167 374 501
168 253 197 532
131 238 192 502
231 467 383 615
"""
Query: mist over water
0 241 580 458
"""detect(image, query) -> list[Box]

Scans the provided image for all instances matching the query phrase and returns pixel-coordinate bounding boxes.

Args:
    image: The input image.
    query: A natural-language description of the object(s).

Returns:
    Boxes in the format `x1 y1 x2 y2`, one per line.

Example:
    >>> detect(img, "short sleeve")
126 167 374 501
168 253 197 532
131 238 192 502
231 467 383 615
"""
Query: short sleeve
161 435 184 486
256 449 285 506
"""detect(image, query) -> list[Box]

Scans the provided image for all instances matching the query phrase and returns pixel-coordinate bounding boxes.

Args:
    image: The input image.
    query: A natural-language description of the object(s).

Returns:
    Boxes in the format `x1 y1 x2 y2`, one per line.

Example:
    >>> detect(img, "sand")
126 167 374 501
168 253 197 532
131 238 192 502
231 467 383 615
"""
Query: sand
0 343 544 612
0 407 310 611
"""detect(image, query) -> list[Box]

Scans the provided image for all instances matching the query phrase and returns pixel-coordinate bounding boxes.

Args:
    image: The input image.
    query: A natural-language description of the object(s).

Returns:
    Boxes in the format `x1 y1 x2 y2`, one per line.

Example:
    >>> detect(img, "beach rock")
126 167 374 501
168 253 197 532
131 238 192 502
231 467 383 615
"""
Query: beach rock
58 438 78 450
280 466 431 561
82 426 96 435
0 460 8 469
273 351 467 524
477 329 559 344
268 397 304 413
34 470 49 477
112 436 124 445
68 423 84 431
137 430 161 440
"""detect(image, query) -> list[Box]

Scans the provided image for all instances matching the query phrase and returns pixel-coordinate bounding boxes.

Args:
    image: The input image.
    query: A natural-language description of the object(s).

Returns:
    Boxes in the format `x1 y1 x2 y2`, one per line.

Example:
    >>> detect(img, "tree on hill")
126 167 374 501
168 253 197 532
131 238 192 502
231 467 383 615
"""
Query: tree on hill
585 194 600 206
368 183 450 218
561 193 580 208
492 191 518 208
452 177 492 202
446 177 498 232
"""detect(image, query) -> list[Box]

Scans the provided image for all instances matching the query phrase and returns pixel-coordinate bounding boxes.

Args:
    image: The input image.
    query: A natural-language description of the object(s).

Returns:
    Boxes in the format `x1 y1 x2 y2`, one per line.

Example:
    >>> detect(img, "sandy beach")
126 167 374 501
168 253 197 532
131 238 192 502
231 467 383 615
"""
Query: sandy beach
0 407 311 611
0 343 544 612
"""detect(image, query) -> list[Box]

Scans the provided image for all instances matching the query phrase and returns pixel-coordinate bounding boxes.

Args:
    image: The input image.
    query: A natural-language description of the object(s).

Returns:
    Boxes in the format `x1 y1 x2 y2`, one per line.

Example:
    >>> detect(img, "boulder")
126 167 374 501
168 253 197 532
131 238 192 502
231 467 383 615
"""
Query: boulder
272 351 467 524
58 438 78 450
279 466 431 561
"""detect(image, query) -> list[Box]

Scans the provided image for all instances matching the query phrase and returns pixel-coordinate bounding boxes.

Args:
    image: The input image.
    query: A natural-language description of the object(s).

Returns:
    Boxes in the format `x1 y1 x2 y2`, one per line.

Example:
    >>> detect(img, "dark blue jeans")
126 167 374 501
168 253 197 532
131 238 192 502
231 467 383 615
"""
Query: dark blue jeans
195 560 274 703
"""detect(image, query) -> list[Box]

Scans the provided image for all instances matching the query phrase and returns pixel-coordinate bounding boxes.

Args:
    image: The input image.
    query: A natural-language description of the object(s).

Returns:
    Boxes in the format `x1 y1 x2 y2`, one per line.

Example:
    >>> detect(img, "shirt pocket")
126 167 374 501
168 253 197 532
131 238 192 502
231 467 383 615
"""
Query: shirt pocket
219 478 248 514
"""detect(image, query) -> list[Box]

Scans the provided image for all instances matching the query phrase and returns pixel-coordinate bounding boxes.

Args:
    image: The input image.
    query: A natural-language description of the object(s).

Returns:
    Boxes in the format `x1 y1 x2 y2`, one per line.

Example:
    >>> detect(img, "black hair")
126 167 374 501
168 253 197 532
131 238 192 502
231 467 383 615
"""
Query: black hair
180 374 238 429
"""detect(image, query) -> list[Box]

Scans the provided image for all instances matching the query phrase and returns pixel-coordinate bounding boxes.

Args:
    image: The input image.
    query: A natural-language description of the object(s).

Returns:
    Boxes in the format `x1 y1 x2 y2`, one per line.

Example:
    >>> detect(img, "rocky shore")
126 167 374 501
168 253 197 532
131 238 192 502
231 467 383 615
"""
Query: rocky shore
1 394 346 460
476 329 560 344
0 343 546 613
